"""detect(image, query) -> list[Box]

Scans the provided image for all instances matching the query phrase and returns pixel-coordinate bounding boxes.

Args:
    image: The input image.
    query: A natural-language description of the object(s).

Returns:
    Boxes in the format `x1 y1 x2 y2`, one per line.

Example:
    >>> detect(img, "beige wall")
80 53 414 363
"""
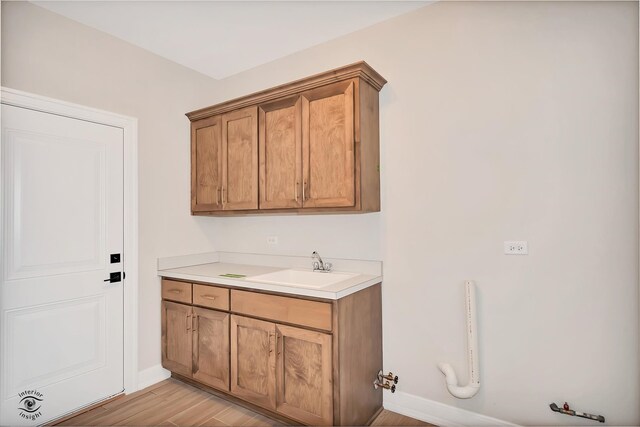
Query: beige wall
1 1 221 375
2 1 638 425
203 1 640 425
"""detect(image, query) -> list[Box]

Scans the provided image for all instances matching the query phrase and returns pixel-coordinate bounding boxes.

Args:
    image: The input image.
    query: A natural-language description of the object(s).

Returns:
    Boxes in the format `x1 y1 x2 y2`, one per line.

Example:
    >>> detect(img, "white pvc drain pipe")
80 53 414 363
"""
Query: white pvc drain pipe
438 280 480 399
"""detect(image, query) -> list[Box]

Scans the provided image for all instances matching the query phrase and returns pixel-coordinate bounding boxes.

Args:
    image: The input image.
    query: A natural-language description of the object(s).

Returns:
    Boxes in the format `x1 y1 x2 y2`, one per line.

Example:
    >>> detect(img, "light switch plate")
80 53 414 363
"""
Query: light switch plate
504 241 528 255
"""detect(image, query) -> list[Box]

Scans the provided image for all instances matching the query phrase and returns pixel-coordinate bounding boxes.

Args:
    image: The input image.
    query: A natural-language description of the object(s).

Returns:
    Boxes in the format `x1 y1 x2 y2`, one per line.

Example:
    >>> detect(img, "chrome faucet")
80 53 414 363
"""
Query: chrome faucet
312 251 332 272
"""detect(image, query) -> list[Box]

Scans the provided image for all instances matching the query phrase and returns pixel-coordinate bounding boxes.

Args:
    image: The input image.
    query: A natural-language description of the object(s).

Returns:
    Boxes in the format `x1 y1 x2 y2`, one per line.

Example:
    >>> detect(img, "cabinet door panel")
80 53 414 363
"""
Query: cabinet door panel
161 301 192 377
222 107 258 210
259 97 302 209
302 81 355 208
193 307 230 391
276 324 333 425
191 116 222 212
230 315 276 410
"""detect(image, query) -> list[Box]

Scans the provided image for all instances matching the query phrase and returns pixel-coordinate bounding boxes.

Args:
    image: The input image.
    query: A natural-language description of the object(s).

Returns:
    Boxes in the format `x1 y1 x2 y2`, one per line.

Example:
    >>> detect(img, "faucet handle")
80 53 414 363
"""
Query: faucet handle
324 262 332 272
313 261 320 271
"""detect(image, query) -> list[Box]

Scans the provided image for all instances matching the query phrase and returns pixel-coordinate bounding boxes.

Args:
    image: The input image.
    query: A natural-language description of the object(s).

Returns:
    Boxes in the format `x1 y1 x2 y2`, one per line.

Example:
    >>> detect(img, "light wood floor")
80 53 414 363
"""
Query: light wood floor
57 378 433 426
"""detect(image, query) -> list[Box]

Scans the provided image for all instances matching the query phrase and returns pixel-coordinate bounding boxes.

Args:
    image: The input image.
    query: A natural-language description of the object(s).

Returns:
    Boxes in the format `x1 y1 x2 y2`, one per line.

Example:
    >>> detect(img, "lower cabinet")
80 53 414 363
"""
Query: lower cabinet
229 315 333 425
161 301 230 391
275 323 333 425
161 279 382 426
193 306 230 390
161 301 192 377
230 315 276 410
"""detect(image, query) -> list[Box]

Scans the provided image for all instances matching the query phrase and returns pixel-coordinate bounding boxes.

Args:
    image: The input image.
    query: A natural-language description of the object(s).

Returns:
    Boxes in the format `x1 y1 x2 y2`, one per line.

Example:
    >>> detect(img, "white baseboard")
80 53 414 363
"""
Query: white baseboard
135 365 516 426
384 391 519 427
137 364 171 391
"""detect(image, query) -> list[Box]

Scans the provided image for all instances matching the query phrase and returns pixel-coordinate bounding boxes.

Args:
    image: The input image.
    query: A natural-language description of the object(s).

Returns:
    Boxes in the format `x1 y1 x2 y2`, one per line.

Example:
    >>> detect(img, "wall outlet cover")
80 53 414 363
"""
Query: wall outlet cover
504 241 528 255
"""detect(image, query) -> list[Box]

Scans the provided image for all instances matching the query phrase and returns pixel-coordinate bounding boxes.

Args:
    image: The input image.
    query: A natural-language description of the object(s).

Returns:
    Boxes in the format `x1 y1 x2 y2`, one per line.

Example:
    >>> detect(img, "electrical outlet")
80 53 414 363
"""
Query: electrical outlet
504 241 528 255
267 236 278 246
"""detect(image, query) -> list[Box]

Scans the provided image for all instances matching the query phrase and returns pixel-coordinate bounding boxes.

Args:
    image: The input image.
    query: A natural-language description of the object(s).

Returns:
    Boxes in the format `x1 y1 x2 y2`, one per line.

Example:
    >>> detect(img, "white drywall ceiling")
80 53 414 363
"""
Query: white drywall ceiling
32 1 428 79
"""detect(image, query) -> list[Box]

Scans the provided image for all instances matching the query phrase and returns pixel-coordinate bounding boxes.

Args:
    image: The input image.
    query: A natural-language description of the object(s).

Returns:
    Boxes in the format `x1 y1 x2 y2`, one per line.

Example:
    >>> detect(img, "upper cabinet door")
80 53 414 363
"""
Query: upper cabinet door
191 116 223 212
222 107 258 210
302 81 355 208
259 97 303 209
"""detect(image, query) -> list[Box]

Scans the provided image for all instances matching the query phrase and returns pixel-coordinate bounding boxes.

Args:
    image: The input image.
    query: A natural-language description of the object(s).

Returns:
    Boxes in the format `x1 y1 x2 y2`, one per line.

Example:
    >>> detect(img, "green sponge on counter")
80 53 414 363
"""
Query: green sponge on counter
219 273 246 278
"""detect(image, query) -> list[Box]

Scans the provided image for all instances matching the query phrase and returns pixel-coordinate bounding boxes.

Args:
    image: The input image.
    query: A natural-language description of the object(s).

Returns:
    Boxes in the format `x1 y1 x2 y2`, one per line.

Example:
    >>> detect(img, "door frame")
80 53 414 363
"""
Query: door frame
0 87 139 395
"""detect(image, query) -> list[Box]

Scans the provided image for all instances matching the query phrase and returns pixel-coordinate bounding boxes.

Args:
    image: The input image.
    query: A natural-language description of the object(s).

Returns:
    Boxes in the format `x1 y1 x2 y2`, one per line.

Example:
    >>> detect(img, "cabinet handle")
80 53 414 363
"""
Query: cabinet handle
217 187 221 205
169 289 181 294
221 187 226 205
193 315 198 332
302 181 306 201
186 313 191 332
269 332 275 354
201 294 216 301
295 182 299 202
276 332 280 356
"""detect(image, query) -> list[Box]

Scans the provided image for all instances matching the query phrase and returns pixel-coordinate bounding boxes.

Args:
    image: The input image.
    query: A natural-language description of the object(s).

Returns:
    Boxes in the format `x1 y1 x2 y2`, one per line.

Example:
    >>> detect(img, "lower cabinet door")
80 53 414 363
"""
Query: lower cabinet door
161 300 193 377
193 307 230 391
275 324 333 425
230 315 277 410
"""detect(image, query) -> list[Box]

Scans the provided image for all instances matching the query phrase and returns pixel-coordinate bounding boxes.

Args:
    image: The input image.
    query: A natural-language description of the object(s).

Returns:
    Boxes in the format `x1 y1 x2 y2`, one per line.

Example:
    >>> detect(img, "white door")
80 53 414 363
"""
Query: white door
0 104 124 425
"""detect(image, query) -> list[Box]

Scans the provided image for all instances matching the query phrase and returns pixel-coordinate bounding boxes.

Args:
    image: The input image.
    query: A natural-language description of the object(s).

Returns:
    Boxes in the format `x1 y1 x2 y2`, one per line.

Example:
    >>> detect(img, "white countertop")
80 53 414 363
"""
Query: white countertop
157 252 383 300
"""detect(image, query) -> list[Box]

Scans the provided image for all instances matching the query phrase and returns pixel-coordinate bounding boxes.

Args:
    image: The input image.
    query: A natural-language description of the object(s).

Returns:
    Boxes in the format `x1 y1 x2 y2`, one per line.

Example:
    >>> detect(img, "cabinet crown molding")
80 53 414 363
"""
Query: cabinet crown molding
186 61 387 121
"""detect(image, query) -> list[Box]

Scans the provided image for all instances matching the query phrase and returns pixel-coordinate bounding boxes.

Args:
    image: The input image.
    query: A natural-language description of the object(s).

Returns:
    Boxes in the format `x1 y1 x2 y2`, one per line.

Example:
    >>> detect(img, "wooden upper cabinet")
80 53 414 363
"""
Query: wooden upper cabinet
187 61 386 215
302 81 355 208
222 107 259 210
259 97 303 209
191 116 222 212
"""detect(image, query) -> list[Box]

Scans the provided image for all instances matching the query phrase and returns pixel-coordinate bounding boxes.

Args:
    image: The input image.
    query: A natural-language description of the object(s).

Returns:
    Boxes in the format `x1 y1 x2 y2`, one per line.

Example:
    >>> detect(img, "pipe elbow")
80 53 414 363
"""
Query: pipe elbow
437 363 458 385
445 384 480 399
438 362 480 399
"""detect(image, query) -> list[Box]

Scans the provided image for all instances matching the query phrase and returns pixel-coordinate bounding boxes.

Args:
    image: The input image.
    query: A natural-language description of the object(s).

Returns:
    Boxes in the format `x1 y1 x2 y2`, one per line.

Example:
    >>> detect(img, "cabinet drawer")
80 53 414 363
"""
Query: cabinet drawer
162 279 192 304
193 284 229 311
231 290 332 331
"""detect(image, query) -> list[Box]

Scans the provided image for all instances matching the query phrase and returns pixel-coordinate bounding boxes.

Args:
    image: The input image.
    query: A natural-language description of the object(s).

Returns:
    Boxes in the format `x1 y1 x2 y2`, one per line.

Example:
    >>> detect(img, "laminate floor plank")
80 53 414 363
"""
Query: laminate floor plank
371 409 433 426
64 393 159 426
241 413 278 427
134 391 211 425
57 407 109 426
87 392 170 425
150 378 189 396
113 387 209 426
58 379 433 426
212 404 263 427
167 396 231 426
